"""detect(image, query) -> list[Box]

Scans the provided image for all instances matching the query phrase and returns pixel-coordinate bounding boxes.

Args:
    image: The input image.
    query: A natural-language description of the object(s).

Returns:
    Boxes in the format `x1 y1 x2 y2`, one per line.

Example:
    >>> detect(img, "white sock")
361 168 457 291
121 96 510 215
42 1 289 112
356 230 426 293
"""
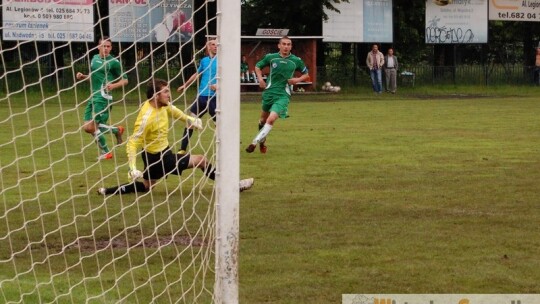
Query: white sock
253 124 272 144
98 123 117 133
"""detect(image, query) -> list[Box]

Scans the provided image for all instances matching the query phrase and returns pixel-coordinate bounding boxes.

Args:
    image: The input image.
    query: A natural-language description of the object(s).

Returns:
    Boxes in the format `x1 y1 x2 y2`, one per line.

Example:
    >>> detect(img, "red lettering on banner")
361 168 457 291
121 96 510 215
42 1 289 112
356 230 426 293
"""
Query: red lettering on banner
110 0 147 4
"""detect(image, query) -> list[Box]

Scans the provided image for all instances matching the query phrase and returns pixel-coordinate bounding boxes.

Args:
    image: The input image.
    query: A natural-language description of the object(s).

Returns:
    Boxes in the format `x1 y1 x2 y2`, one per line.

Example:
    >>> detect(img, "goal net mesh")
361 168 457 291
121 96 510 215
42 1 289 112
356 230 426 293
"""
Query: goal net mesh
0 0 232 302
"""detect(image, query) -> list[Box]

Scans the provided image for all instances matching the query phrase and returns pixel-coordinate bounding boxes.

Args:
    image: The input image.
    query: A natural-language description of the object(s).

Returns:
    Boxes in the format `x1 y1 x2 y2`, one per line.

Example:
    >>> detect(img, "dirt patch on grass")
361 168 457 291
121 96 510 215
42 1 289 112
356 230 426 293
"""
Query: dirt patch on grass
62 230 207 252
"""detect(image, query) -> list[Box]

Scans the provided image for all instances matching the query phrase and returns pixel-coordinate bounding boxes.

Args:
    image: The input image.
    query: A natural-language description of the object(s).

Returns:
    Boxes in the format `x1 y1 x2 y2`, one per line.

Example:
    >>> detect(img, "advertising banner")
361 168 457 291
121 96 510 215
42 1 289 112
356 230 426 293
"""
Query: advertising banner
109 0 193 43
363 0 393 43
425 0 488 44
489 0 540 21
2 0 94 42
343 294 540 304
323 0 393 43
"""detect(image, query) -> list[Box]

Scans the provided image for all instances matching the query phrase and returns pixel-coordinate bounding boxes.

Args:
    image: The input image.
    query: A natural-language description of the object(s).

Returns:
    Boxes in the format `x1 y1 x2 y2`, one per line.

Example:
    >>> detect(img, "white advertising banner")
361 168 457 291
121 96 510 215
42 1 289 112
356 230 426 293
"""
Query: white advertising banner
323 0 363 42
109 0 194 43
425 0 488 44
2 0 94 42
489 0 540 21
323 0 393 43
343 294 540 304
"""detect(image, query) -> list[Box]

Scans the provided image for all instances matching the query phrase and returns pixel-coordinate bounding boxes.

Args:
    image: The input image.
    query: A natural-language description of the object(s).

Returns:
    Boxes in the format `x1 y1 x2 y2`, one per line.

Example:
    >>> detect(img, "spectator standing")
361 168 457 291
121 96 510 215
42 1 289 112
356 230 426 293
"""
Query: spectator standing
384 48 399 94
366 44 384 94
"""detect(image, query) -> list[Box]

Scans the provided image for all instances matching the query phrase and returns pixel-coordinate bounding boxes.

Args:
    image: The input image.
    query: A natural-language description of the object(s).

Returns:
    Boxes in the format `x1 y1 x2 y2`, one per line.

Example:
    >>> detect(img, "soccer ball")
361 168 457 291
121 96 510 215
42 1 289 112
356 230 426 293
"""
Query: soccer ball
322 82 332 91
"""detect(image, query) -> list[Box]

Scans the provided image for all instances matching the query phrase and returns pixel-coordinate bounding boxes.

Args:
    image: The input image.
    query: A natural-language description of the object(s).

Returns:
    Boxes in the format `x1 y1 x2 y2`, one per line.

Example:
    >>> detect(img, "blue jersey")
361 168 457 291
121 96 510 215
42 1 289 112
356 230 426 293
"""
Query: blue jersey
197 55 217 97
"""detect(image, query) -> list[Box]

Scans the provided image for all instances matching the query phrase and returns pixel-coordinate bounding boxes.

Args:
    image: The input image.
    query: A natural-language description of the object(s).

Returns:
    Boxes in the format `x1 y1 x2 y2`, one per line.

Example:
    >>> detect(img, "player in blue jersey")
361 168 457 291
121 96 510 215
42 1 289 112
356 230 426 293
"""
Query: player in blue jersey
177 39 218 154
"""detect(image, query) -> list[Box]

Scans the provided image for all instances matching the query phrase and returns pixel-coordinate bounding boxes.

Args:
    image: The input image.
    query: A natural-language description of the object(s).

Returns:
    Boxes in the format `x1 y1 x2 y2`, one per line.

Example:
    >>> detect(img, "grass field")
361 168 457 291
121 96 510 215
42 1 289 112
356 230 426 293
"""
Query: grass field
238 90 540 303
1 87 539 303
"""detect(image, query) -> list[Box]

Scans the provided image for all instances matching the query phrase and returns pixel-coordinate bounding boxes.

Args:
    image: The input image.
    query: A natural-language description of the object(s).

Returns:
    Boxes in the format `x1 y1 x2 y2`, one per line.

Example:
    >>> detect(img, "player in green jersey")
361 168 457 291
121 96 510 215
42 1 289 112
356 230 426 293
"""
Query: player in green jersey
245 36 310 154
76 36 129 160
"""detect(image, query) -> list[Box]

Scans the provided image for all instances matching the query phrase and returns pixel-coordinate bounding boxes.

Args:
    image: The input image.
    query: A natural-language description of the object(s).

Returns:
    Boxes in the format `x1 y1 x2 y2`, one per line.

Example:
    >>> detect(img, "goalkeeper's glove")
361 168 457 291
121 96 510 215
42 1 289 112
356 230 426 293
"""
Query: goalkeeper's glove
128 169 143 181
187 117 203 130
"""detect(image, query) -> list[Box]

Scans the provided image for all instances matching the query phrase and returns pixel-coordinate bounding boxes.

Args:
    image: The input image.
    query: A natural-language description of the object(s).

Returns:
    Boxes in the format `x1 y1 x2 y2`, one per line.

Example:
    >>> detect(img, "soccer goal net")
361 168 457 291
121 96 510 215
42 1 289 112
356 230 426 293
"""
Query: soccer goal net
0 1 240 303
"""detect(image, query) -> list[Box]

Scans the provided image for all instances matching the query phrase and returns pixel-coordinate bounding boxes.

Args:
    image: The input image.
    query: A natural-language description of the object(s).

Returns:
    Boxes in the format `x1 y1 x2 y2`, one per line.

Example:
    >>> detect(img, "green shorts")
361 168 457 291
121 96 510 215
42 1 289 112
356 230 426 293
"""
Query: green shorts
261 92 290 119
84 98 110 124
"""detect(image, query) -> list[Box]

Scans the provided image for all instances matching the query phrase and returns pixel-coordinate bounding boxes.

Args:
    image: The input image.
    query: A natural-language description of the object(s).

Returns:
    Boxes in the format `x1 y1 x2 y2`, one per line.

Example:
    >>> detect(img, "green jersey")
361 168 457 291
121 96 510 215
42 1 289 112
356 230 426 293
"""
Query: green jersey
255 52 307 96
90 54 126 101
241 61 249 73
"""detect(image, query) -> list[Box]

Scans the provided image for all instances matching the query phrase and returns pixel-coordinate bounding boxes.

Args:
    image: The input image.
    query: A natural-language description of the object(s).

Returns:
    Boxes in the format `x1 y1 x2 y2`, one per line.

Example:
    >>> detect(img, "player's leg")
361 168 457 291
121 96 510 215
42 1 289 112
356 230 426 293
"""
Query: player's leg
245 110 269 153
180 97 208 154
97 151 158 195
84 118 112 159
179 125 194 154
97 180 149 195
90 101 114 158
255 111 277 139
95 104 124 145
208 95 217 122
185 154 216 180
258 122 267 153
185 154 253 192
97 123 124 144
246 96 288 153
246 95 272 153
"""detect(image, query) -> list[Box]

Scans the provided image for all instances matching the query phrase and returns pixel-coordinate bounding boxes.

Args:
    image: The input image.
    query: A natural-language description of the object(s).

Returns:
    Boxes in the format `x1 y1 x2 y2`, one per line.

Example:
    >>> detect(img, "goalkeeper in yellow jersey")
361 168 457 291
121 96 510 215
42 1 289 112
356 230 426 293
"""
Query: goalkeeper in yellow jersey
97 79 254 195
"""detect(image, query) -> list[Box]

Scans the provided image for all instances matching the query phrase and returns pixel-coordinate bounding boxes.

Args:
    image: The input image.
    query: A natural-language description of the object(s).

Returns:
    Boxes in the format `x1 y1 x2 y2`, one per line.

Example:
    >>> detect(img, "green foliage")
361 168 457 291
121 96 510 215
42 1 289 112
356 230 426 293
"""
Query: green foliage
241 0 347 35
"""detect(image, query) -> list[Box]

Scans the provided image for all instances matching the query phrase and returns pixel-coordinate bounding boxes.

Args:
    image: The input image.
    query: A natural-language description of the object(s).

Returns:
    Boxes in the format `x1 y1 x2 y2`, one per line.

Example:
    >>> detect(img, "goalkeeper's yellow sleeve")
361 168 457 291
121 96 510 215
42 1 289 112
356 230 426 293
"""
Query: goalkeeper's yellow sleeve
169 104 195 123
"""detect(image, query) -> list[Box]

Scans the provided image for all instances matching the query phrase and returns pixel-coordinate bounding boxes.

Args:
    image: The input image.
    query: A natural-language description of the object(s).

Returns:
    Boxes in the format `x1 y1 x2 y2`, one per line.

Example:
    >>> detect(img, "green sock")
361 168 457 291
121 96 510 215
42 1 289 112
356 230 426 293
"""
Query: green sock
94 130 109 153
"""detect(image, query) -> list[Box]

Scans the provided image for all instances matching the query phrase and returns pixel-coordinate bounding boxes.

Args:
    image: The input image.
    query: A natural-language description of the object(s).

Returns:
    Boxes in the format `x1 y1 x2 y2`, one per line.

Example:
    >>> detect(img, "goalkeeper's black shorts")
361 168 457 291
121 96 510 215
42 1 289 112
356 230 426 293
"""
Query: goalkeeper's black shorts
141 148 190 181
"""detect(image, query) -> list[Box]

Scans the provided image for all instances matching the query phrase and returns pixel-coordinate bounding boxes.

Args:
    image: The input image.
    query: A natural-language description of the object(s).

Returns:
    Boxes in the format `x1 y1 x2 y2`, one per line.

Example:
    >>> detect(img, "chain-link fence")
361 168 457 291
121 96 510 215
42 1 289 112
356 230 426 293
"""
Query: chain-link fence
2 62 540 94
317 64 540 88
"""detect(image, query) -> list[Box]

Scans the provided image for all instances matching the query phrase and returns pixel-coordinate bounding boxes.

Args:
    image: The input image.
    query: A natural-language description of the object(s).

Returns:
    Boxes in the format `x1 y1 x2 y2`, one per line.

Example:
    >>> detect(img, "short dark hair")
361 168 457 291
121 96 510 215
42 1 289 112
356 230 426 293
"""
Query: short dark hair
147 78 168 99
279 36 292 43
98 36 111 43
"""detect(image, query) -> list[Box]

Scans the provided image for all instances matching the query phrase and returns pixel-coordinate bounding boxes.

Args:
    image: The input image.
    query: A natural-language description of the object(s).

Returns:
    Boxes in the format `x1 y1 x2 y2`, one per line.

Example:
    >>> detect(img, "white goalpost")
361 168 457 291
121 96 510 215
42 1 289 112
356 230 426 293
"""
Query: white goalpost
0 0 240 303
215 1 241 303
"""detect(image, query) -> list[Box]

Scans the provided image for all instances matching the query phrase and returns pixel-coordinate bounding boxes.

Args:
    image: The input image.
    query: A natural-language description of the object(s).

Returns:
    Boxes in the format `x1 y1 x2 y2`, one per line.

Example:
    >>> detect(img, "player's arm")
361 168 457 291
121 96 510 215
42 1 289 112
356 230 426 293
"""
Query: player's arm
255 66 266 88
169 105 203 129
107 78 129 91
177 72 199 92
76 72 89 81
179 58 207 92
288 63 310 85
255 56 269 89
288 72 309 86
106 61 129 91
126 124 144 180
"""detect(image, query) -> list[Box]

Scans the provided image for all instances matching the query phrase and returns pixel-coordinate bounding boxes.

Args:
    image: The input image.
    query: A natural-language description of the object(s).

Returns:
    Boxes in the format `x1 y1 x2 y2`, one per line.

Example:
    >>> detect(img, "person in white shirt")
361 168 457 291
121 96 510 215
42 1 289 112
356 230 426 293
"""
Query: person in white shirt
384 48 399 94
